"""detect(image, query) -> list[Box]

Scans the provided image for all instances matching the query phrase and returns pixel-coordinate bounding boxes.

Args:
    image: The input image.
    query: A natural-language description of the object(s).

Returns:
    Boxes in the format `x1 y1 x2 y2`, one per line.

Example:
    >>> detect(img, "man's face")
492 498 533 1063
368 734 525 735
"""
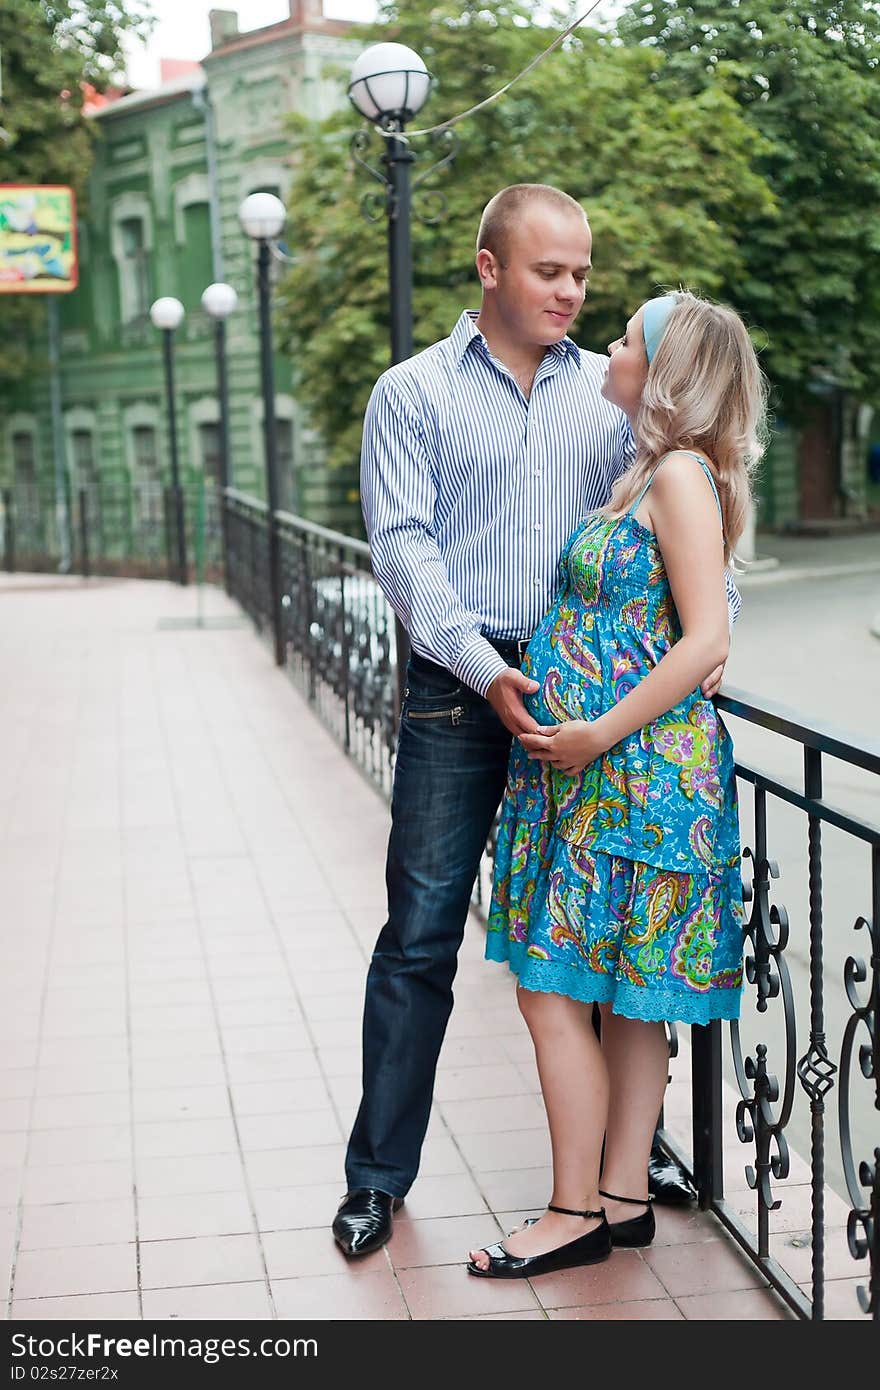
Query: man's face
481 206 592 346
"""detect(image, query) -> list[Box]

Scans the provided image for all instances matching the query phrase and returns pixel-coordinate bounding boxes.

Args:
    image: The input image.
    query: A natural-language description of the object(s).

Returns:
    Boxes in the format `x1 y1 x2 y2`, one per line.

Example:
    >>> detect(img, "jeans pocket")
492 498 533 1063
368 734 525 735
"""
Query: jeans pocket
405 657 463 701
403 663 466 726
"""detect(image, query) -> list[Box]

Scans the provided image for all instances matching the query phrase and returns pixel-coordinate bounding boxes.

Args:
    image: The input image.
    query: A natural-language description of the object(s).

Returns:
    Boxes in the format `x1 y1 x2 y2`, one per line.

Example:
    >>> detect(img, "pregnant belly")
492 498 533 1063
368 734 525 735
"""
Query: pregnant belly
523 626 603 726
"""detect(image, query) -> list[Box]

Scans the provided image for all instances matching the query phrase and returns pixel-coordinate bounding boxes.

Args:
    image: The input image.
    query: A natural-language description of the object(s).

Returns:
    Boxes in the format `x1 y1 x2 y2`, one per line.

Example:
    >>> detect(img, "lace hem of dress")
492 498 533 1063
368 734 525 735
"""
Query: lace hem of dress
486 941 742 1025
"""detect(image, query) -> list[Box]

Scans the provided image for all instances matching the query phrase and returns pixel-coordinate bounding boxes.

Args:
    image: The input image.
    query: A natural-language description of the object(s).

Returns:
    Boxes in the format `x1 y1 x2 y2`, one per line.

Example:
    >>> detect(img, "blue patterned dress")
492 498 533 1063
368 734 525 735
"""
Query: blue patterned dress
486 455 744 1023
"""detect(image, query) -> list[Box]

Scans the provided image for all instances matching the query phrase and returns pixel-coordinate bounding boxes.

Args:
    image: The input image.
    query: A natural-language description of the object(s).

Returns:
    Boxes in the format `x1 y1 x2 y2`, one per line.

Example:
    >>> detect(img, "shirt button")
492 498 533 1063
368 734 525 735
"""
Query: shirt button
533 522 542 531
533 578 541 586
534 468 543 476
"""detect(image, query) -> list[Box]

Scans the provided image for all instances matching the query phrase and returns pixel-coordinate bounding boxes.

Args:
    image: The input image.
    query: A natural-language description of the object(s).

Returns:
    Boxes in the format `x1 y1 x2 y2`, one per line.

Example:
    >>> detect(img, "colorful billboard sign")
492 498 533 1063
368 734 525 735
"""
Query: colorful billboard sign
0 184 78 293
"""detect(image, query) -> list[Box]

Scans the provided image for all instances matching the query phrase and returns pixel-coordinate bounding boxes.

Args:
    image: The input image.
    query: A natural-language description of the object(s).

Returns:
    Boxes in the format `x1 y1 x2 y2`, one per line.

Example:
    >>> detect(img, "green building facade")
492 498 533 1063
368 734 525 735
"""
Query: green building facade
0 3 363 552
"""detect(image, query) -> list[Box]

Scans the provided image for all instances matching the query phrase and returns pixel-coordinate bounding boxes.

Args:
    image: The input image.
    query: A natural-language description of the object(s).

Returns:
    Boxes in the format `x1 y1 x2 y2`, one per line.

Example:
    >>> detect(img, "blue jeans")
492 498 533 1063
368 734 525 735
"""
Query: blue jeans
344 651 514 1197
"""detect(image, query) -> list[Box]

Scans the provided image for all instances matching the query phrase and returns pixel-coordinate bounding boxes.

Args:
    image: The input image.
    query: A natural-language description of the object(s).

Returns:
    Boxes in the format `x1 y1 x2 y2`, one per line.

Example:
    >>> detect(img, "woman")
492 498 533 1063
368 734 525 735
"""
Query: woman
468 291 766 1278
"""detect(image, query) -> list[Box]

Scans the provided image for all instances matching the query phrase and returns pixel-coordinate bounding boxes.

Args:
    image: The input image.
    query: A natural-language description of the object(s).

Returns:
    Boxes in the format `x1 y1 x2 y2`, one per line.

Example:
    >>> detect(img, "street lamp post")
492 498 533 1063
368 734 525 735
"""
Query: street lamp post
238 192 286 666
201 281 238 594
150 295 187 585
200 282 237 490
348 43 432 368
348 43 433 705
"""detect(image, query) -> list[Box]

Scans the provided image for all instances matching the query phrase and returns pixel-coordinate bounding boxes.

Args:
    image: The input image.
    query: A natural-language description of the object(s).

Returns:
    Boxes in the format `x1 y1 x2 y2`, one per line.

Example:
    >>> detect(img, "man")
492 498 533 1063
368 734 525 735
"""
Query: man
333 185 728 1256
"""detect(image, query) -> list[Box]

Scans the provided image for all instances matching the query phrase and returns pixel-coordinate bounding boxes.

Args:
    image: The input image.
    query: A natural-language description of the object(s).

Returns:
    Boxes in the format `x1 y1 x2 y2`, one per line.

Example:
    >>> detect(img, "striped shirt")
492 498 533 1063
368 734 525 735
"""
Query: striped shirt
361 310 740 698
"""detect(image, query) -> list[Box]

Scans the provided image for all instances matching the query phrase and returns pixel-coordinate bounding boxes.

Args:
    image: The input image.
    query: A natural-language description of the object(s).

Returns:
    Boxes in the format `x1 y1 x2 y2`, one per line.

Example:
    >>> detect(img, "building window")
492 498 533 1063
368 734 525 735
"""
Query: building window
11 430 36 483
71 429 98 488
198 420 221 483
133 423 158 473
131 424 162 528
119 216 151 320
276 417 295 512
179 202 213 312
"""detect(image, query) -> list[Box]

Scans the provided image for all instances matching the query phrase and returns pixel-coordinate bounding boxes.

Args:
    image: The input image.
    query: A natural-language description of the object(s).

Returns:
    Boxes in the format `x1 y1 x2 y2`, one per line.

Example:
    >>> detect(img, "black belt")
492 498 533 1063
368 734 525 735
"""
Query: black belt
408 633 533 682
483 633 532 664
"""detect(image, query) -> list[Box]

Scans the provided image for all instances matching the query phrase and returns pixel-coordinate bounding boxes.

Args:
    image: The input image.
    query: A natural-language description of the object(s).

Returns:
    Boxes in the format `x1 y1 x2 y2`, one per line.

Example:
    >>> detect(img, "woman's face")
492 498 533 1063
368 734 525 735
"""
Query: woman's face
601 306 648 418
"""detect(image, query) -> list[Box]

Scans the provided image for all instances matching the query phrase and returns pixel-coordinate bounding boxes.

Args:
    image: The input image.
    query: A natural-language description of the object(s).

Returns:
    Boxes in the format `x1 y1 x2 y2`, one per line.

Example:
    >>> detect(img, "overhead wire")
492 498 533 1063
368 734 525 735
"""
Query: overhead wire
378 1 609 143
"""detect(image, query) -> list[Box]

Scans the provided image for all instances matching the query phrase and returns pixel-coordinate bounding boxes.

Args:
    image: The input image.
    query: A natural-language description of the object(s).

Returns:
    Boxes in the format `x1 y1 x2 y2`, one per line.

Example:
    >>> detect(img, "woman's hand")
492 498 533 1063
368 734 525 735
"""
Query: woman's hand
518 718 606 775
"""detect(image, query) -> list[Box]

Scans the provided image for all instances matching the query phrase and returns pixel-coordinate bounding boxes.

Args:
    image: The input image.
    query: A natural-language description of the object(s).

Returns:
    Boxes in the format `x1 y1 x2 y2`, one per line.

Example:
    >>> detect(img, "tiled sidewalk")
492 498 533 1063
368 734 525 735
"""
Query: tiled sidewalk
0 574 843 1320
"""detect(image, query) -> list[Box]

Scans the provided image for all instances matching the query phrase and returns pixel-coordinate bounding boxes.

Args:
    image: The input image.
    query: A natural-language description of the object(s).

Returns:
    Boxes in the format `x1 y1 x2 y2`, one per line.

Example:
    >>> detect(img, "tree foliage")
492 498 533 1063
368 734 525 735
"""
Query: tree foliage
0 0 153 379
277 0 774 470
616 1 880 415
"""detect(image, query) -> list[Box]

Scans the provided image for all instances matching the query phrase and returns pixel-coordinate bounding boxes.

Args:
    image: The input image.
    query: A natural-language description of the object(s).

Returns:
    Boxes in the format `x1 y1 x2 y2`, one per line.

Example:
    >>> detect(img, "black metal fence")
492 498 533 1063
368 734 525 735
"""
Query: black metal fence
225 489 399 797
680 689 879 1321
3 479 877 1321
1 480 225 582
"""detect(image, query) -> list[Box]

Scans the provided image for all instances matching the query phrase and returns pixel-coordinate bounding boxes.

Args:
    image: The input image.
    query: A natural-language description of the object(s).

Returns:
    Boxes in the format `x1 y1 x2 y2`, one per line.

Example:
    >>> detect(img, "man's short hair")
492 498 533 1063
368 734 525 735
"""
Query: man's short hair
477 184 589 265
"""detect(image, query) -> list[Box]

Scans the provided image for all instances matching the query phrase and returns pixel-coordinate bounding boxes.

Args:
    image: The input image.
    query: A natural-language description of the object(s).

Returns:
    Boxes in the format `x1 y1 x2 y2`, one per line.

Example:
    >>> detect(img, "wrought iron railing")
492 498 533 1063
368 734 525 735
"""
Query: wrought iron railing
678 687 879 1321
277 509 399 796
224 488 273 636
224 490 399 797
1 480 225 582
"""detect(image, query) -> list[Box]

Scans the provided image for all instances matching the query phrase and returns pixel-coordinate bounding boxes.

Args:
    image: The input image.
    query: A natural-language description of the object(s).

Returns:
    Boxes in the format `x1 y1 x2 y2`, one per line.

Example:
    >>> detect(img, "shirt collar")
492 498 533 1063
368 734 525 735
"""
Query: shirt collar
451 309 581 369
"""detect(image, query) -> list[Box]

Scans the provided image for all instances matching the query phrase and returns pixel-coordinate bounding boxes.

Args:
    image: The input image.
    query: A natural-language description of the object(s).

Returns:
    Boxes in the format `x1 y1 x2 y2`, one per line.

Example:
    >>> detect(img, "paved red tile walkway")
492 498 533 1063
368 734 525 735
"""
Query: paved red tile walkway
0 575 859 1320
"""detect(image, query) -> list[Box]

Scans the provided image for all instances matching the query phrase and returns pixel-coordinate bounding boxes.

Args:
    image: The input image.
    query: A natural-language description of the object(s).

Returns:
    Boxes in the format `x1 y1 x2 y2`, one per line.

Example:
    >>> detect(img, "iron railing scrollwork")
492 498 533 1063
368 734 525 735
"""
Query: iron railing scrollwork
731 819 797 1263
794 746 839 1319
681 688 880 1321
839 861 880 1317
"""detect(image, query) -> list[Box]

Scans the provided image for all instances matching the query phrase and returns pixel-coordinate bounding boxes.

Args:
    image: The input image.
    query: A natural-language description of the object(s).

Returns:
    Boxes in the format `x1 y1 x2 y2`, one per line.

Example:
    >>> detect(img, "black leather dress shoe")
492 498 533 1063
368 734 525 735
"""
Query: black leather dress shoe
467 1204 611 1279
648 1141 697 1205
332 1188 404 1256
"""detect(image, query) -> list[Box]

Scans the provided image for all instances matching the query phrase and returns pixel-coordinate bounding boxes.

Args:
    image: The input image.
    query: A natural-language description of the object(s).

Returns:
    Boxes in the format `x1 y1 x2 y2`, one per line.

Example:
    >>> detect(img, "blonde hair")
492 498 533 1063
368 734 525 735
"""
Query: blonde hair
605 291 768 565
477 184 588 265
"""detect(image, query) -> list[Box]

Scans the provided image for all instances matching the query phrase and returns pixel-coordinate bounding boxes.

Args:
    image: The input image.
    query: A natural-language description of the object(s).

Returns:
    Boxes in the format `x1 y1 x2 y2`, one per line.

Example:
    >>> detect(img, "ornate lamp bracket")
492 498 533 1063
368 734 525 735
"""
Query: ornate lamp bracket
411 129 458 225
350 127 458 226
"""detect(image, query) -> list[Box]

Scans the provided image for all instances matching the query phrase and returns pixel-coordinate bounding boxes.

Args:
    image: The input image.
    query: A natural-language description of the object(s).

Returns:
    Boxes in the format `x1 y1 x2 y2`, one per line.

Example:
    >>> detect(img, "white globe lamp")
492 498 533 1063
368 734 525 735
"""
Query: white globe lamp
348 43 431 124
201 282 238 319
149 296 185 331
238 192 286 241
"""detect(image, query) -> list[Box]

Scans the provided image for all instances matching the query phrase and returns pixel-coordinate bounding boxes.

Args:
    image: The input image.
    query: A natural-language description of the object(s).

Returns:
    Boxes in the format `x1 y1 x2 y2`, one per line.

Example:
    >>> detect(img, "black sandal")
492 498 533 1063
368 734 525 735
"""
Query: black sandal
466 1203 611 1279
598 1189 656 1248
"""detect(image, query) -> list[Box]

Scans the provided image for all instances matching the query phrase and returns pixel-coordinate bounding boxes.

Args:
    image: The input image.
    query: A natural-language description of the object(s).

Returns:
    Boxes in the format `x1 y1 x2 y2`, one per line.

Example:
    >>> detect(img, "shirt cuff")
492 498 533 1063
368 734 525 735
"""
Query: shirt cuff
452 636 509 698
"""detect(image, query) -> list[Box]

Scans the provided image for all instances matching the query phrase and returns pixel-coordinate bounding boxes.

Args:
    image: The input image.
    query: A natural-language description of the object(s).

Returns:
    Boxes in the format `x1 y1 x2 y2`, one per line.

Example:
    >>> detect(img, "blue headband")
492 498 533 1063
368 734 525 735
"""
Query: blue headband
642 294 679 364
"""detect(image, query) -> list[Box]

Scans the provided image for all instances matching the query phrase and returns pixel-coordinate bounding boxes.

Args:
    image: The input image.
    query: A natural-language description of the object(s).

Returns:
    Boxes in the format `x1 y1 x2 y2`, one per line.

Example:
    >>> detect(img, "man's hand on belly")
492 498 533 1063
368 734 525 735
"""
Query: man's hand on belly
486 668 541 737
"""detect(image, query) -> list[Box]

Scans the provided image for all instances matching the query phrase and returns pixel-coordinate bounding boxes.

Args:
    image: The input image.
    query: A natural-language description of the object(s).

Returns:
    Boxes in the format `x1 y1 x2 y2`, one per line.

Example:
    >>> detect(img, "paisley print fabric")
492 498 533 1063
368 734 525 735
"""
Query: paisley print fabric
486 473 744 1024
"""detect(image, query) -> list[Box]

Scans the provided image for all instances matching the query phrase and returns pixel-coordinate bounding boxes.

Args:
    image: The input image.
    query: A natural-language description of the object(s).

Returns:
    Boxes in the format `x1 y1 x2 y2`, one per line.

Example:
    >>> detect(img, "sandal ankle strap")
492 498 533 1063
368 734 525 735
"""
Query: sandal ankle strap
598 1189 653 1205
547 1203 605 1219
